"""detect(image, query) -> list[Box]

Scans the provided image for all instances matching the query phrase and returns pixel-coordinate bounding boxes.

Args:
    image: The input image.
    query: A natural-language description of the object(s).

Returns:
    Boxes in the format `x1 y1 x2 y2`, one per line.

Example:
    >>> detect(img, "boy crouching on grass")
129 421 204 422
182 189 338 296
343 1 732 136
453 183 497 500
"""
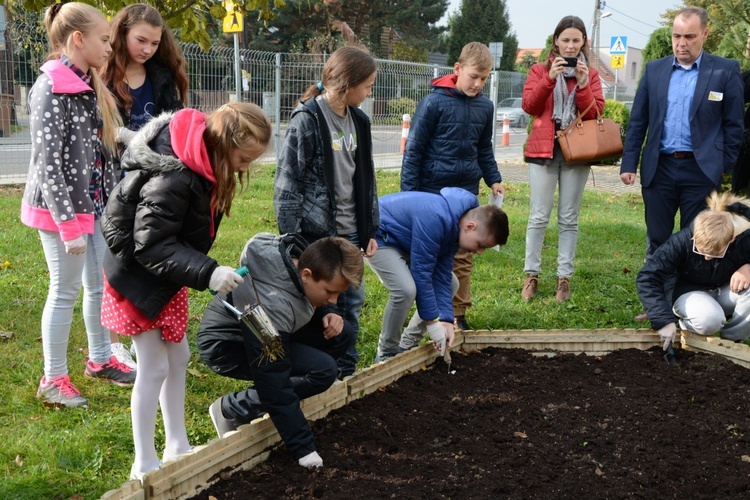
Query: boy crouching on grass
197 233 363 469
366 187 509 362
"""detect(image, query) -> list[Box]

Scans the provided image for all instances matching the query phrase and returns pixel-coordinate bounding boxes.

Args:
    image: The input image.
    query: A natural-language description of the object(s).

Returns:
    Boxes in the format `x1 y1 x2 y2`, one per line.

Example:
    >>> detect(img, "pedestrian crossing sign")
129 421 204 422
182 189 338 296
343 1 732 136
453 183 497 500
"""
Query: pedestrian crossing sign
609 36 627 55
223 0 243 33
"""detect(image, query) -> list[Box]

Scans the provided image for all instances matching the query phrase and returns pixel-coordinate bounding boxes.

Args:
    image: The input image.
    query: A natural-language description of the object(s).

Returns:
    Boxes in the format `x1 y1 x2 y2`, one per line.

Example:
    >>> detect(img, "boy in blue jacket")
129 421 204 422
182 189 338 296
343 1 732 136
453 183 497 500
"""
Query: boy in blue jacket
366 187 509 361
401 42 505 331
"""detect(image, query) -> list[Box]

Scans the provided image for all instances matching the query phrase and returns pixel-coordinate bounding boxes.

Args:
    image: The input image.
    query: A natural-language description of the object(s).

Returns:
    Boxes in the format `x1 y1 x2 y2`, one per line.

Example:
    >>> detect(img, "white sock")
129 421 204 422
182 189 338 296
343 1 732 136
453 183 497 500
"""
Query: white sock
159 336 192 458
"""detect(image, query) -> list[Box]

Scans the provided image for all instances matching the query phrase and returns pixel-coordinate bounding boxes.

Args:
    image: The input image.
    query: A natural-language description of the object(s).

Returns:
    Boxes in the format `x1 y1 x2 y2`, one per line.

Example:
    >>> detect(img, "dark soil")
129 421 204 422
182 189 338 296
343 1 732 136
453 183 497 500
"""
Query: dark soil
194 347 750 499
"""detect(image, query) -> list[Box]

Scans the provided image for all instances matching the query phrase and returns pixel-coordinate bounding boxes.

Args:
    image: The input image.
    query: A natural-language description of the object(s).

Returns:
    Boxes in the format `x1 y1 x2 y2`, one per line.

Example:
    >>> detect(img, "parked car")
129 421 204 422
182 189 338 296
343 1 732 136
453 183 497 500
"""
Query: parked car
495 97 529 127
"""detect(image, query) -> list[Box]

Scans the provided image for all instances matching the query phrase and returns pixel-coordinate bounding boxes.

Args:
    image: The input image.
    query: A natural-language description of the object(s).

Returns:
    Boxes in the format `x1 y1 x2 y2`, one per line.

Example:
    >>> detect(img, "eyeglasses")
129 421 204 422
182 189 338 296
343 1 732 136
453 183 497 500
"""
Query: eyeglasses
692 238 729 259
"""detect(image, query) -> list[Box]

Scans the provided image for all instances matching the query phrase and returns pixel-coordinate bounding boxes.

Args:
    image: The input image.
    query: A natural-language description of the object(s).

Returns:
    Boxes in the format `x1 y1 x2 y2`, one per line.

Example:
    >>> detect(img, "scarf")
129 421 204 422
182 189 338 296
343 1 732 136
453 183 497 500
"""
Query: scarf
551 52 587 129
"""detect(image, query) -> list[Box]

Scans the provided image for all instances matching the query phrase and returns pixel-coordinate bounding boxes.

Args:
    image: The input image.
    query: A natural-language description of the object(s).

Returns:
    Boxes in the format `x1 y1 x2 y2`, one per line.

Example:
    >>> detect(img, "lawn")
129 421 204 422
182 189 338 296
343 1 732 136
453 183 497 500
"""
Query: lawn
0 166 649 498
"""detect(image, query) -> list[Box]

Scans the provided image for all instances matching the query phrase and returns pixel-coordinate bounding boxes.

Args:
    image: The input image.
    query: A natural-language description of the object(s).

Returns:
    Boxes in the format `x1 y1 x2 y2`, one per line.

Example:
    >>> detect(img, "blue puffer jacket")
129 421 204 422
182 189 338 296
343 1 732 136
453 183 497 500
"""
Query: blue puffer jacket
400 74 502 195
375 187 478 322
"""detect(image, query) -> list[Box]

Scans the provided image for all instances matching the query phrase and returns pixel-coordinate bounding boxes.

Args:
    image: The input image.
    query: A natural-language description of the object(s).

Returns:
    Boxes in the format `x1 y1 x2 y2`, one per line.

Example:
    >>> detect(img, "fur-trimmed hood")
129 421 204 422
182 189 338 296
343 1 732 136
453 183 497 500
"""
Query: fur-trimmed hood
121 111 183 173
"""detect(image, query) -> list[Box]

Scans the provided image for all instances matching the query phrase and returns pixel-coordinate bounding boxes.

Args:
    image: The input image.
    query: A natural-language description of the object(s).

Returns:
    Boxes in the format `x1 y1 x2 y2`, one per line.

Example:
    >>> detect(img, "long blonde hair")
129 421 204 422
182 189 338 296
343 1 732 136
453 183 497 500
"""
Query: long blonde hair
45 2 122 153
203 103 272 216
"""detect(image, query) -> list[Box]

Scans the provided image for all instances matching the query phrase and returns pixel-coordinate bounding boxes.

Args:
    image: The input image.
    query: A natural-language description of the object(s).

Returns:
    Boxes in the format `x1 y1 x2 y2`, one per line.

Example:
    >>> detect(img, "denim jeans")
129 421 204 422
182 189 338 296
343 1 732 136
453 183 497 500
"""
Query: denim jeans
524 152 590 278
335 233 365 377
38 220 111 379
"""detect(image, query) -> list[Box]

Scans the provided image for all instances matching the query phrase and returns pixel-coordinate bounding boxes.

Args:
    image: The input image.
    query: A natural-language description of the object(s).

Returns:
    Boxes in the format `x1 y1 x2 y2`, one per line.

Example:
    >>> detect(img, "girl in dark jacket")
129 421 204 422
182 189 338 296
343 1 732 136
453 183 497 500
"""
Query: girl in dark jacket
101 102 271 480
102 3 188 145
100 3 189 368
521 16 604 303
274 46 380 377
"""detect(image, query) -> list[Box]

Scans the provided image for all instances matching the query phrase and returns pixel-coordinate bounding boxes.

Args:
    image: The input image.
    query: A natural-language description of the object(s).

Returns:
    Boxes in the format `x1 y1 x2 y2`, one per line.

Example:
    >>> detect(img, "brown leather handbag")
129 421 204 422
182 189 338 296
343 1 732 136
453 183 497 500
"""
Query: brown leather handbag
555 101 623 163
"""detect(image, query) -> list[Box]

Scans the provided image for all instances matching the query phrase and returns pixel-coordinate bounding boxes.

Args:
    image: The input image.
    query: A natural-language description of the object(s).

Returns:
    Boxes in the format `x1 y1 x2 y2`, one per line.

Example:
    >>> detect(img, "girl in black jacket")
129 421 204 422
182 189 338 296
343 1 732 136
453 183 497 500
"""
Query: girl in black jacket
102 3 188 143
101 3 189 367
101 103 271 481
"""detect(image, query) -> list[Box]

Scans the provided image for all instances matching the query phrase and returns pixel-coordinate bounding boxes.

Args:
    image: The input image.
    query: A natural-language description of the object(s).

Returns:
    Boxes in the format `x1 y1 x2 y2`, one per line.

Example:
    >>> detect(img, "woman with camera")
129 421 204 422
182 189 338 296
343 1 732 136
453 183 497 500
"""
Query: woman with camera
519 15 605 302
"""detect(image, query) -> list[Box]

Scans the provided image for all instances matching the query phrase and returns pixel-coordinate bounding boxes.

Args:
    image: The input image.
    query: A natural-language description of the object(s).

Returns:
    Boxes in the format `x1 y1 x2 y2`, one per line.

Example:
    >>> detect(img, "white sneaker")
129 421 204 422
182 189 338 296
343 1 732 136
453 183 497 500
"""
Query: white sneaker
162 447 195 463
111 342 137 370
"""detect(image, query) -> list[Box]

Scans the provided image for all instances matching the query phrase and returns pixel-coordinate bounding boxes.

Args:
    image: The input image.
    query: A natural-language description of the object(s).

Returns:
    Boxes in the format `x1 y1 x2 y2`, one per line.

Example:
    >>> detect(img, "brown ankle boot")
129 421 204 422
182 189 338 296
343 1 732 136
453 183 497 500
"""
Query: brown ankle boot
522 274 539 301
555 277 570 302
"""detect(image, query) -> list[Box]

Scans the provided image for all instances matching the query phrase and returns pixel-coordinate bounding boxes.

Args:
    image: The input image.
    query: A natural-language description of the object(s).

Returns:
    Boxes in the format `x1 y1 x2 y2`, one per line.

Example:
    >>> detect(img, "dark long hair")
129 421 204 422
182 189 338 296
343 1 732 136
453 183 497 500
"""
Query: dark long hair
101 3 188 111
548 16 590 67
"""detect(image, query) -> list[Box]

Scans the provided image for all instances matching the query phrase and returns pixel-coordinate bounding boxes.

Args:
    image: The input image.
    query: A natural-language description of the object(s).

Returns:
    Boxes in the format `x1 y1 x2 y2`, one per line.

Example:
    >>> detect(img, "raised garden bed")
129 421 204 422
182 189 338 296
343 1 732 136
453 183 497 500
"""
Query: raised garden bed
102 330 750 499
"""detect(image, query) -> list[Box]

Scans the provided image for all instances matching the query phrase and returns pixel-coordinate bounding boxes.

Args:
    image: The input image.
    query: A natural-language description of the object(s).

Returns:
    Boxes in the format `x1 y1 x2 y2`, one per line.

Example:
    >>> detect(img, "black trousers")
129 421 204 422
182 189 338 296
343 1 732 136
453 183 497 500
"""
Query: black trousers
198 299 352 458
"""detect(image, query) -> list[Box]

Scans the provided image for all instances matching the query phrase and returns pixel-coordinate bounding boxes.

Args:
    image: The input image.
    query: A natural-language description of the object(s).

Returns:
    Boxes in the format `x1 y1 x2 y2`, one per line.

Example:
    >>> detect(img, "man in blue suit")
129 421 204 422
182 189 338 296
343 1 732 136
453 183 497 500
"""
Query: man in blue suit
620 6 744 258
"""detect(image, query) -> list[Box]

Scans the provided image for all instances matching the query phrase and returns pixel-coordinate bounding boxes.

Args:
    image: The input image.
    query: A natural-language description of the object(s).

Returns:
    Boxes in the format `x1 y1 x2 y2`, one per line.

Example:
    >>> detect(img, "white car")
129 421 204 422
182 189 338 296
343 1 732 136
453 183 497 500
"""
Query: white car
495 97 529 127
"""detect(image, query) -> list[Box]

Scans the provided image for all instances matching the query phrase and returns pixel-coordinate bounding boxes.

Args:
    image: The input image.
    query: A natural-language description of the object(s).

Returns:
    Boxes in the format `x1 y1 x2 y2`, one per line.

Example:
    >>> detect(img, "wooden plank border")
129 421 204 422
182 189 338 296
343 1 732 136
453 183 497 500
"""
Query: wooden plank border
101 328 748 499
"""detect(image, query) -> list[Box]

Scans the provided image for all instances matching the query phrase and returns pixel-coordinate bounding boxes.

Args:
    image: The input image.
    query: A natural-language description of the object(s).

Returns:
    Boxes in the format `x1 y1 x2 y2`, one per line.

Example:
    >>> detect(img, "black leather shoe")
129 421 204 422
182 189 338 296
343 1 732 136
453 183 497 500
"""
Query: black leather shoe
454 315 471 331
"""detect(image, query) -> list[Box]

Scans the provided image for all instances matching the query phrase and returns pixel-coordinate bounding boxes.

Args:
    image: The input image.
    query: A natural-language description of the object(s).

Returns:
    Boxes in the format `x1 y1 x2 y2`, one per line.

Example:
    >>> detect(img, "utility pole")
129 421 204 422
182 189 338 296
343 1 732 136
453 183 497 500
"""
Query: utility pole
591 0 602 71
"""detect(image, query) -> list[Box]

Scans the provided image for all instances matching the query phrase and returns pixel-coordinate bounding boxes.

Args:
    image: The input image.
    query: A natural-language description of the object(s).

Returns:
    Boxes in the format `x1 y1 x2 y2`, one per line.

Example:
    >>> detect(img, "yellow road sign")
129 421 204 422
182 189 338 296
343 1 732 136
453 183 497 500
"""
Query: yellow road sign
611 55 625 69
223 1 243 33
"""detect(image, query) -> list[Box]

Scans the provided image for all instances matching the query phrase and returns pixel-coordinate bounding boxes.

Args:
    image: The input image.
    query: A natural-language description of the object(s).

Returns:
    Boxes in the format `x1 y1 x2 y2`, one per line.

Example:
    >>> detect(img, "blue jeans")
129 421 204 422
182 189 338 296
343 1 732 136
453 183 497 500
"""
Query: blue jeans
336 233 365 377
38 221 111 379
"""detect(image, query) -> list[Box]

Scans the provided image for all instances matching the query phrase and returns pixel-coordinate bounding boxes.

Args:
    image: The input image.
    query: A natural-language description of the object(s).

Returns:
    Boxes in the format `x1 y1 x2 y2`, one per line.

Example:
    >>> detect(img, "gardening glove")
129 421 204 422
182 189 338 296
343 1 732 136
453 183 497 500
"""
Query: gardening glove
209 266 244 294
657 322 676 351
116 126 137 146
426 322 448 356
298 451 323 468
64 235 87 255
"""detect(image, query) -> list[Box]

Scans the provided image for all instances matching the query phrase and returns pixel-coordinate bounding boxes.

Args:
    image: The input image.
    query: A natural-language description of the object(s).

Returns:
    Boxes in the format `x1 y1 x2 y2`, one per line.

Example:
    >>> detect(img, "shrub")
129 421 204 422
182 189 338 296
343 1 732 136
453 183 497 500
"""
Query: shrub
387 97 417 123
600 99 631 165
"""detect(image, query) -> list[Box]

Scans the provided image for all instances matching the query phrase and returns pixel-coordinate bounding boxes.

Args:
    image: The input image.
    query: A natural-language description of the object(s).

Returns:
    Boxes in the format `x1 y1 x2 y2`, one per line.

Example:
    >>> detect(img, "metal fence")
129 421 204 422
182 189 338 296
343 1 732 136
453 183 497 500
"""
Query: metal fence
0 26 528 183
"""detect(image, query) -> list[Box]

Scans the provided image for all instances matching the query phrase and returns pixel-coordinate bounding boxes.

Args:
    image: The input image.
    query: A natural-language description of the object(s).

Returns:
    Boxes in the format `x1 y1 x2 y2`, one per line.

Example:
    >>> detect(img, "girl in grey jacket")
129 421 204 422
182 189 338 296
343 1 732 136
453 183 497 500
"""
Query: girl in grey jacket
20 2 132 410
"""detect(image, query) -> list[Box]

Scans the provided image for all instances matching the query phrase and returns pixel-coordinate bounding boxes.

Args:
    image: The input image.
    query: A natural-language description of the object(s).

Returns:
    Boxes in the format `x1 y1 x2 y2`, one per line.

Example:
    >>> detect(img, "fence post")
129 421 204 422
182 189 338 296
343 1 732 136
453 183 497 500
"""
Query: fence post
274 53 282 163
400 114 411 153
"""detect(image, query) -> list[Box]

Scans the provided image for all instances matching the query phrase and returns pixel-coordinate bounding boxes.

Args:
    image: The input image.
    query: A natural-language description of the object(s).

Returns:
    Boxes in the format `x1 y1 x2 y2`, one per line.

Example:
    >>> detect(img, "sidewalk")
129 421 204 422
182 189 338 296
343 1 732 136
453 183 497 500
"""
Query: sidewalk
498 159 640 194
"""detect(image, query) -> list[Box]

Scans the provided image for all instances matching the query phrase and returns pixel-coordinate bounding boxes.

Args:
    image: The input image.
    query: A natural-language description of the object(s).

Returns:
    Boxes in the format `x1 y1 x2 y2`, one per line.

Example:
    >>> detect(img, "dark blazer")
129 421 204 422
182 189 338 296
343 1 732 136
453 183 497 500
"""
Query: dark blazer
621 52 744 187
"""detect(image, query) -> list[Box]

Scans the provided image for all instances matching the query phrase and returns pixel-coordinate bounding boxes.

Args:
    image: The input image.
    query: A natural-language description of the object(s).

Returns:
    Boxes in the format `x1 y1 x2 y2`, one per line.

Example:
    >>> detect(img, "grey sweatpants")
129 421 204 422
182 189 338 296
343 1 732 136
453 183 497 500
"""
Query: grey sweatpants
673 285 750 342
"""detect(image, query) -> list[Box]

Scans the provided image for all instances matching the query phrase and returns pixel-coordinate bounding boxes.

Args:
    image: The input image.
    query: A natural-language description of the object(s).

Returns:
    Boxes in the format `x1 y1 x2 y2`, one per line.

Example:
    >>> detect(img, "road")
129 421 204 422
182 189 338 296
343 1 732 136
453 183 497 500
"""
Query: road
0 124 528 184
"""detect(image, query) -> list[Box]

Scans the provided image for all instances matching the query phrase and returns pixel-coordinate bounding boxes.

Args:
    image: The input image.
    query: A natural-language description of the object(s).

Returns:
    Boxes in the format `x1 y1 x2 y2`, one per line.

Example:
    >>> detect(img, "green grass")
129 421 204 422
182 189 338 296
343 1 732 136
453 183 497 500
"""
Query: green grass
0 167 649 498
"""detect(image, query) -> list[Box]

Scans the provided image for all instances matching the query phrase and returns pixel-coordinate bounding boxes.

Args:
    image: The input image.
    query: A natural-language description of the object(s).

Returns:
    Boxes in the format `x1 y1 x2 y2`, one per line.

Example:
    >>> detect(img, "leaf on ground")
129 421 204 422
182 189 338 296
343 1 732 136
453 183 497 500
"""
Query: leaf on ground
742 455 750 463
513 431 527 438
15 455 23 467
186 368 206 378
0 331 13 339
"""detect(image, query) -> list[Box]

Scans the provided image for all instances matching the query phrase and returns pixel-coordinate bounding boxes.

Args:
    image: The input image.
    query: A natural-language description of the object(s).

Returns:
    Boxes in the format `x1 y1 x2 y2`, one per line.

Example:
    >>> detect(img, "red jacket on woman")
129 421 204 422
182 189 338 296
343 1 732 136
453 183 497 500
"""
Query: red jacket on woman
522 60 605 159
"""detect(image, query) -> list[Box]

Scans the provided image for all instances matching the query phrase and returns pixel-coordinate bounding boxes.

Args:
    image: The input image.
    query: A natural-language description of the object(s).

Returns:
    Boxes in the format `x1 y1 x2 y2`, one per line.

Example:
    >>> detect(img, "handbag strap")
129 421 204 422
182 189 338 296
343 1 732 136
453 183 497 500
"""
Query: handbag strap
557 100 599 137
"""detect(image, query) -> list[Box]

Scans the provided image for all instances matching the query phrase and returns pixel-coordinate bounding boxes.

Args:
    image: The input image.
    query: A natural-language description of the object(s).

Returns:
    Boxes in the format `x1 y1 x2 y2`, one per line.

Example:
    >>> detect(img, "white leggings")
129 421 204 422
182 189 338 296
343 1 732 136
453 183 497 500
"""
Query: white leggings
38 222 111 379
130 330 192 474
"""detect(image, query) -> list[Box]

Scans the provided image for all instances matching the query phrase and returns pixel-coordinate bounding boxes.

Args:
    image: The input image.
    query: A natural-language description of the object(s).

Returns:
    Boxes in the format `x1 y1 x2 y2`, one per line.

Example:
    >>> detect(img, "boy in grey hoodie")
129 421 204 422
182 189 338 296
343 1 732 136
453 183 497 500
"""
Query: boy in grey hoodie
197 233 363 468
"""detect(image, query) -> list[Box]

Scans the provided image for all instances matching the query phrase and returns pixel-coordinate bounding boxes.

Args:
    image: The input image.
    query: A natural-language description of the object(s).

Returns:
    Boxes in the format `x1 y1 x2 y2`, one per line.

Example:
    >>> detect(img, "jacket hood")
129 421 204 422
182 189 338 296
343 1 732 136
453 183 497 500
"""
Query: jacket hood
169 109 217 185
430 73 483 98
232 233 307 313
439 187 479 220
123 111 185 174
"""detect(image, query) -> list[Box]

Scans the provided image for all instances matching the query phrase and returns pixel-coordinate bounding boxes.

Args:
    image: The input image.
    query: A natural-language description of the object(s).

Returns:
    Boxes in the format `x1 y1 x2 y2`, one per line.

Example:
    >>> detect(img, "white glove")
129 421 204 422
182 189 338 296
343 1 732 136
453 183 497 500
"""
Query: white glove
658 323 676 351
298 451 323 468
209 266 244 294
63 235 87 255
426 322 448 356
116 127 137 145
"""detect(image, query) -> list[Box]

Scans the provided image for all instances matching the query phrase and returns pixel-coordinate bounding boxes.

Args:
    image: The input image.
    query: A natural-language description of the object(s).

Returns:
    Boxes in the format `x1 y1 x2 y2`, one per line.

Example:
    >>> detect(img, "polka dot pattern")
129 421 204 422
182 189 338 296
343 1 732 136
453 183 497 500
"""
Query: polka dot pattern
102 286 189 343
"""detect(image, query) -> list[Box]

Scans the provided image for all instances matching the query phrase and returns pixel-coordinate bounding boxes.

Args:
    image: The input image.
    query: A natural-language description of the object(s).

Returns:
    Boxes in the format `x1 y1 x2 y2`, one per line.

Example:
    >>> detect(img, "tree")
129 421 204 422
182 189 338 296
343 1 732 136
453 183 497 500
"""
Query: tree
662 0 750 67
1 0 285 51
515 50 536 74
641 26 672 69
446 0 518 71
